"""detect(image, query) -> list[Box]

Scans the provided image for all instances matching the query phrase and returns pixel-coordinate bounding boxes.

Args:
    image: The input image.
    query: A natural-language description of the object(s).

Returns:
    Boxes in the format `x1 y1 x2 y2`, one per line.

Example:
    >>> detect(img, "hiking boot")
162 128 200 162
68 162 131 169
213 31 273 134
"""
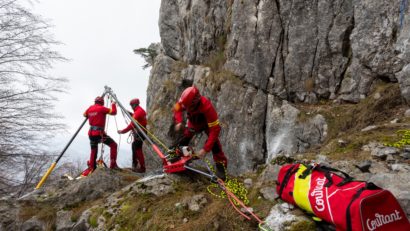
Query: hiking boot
81 167 94 177
134 167 146 173
215 163 226 181
110 165 122 171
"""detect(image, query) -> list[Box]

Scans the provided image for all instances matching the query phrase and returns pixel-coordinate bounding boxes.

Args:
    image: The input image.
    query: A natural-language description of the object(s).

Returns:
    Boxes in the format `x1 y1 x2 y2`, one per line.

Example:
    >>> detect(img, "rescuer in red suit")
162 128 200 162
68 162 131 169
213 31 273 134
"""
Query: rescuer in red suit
118 98 147 173
82 96 119 176
174 86 228 180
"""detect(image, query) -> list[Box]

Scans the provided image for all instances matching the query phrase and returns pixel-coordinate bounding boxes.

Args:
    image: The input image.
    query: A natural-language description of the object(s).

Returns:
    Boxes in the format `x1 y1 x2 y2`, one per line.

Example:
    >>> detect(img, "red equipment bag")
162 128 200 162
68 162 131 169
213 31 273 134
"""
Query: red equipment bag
276 163 410 231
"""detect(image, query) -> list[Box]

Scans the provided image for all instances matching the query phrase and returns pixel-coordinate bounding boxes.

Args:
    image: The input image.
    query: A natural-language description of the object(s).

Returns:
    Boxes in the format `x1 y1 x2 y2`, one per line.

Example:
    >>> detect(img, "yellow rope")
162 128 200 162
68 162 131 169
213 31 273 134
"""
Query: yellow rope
127 113 171 152
203 159 250 206
131 117 169 152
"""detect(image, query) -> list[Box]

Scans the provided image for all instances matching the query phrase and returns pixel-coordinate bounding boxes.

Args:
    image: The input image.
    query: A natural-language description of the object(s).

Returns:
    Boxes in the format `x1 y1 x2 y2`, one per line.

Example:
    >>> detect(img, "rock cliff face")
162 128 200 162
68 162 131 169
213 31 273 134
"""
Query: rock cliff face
147 0 410 174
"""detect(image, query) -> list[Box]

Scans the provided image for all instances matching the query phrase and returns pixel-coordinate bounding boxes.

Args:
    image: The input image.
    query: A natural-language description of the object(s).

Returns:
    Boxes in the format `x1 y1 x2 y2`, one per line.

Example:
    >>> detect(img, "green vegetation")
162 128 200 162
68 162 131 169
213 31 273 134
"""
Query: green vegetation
309 82 405 160
270 155 295 165
88 204 112 228
82 175 265 231
289 220 317 231
133 46 158 70
384 130 410 148
204 49 226 71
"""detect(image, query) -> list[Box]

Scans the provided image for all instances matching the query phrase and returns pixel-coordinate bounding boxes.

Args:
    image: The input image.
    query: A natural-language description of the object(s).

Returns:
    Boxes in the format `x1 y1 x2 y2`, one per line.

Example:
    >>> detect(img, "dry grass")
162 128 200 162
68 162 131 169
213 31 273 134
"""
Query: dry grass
304 78 315 92
19 201 57 231
300 82 407 160
96 174 265 231
204 50 226 71
199 69 242 94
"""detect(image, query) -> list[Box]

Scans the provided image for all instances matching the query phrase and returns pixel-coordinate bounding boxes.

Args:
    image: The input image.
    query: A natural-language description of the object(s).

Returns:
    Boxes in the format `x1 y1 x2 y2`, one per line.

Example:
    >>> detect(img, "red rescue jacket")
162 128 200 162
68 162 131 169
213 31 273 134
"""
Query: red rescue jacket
120 105 147 133
84 103 117 136
174 96 221 152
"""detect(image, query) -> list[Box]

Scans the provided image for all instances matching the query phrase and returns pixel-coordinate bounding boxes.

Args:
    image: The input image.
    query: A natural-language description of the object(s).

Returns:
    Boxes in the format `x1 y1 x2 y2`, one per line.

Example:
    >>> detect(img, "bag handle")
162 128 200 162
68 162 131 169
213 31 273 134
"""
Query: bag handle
315 165 354 187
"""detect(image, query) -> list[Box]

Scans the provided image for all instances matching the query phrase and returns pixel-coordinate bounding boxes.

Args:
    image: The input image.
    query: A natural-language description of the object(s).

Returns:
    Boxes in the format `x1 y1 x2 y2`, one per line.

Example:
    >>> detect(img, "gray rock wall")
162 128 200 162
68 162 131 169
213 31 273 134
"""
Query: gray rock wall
147 0 410 174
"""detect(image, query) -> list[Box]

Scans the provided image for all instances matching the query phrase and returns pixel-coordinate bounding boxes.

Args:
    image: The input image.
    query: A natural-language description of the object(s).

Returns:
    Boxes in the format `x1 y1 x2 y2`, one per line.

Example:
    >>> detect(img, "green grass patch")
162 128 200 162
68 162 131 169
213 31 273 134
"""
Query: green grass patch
384 129 410 148
289 220 316 231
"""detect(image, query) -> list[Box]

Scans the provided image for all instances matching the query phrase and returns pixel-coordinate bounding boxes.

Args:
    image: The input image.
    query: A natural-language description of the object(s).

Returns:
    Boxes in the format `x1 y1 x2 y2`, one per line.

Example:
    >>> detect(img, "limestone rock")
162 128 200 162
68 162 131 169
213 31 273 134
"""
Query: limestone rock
132 174 175 197
260 187 277 202
361 125 378 132
405 109 410 117
243 178 253 189
181 194 207 212
391 164 410 172
159 0 228 63
266 99 327 162
149 0 410 174
354 160 372 173
20 217 45 231
263 203 310 231
258 164 281 186
371 146 400 160
56 210 75 231
0 200 18 230
18 168 125 209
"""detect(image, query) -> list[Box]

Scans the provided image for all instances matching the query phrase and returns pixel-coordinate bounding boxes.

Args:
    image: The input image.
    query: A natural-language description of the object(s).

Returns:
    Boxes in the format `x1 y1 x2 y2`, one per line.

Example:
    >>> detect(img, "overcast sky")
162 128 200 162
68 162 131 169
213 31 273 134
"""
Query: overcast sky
32 0 162 167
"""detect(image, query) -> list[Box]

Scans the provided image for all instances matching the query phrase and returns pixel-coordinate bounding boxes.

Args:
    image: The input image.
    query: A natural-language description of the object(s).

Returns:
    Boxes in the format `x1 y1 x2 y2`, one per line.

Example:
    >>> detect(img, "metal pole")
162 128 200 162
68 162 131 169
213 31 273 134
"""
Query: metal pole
35 118 88 189
104 86 168 162
185 165 216 179
36 91 107 189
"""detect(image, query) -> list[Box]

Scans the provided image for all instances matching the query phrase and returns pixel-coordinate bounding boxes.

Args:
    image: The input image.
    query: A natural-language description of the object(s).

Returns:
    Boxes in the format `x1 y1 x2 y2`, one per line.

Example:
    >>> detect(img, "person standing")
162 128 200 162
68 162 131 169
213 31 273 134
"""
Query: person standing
173 86 228 180
82 96 118 176
118 98 147 173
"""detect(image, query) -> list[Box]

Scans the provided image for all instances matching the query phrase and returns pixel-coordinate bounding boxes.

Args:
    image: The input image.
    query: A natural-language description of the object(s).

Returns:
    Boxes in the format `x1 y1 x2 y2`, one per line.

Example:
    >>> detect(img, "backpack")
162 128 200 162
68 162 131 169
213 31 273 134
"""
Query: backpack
276 163 410 231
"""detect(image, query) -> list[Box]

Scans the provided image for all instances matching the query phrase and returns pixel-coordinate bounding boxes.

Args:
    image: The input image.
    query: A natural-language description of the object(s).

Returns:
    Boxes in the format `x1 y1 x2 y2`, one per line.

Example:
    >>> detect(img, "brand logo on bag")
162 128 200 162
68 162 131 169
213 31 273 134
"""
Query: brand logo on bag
366 210 402 231
310 177 326 212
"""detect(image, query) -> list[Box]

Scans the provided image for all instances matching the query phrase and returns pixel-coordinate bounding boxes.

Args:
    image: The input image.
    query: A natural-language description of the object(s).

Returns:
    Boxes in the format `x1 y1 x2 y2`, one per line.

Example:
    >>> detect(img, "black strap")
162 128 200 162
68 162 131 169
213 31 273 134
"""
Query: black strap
346 182 380 231
277 165 299 200
299 164 314 179
315 165 354 187
318 165 352 179
336 176 354 187
90 126 104 131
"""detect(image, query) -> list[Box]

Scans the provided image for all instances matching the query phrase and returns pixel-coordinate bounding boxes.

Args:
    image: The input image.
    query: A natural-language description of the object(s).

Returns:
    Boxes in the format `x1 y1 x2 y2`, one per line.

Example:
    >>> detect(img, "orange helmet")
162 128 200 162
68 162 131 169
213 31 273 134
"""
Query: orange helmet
130 98 140 106
94 96 104 105
179 86 201 109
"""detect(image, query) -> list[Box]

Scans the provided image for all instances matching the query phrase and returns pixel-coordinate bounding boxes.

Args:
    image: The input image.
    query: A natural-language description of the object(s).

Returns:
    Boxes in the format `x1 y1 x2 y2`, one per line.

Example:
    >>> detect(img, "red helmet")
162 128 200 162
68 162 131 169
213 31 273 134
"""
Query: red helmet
94 96 104 105
179 86 201 109
130 98 140 106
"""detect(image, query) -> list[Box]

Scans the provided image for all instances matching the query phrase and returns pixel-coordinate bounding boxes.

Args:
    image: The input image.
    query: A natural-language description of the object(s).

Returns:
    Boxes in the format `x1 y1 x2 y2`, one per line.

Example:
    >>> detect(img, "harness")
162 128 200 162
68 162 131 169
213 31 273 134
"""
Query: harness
90 126 104 131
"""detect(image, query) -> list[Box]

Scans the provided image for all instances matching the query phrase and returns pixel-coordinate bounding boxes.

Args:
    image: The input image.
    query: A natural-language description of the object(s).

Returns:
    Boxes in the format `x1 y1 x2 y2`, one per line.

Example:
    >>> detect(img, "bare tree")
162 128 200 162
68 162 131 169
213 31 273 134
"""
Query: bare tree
0 0 67 195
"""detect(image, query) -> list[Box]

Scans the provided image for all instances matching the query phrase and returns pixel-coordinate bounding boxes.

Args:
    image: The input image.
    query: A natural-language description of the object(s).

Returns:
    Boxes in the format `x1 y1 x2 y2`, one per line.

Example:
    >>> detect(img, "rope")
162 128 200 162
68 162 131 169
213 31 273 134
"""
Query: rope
118 105 162 166
125 110 170 152
203 159 249 206
98 95 110 167
197 158 270 229
217 179 264 224
258 223 271 231
113 111 121 154
401 0 408 30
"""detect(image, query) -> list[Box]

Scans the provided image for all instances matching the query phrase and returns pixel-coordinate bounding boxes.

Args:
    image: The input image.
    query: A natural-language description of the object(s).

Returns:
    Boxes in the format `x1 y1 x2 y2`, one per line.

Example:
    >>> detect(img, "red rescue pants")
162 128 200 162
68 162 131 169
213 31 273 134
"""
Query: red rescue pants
89 134 118 169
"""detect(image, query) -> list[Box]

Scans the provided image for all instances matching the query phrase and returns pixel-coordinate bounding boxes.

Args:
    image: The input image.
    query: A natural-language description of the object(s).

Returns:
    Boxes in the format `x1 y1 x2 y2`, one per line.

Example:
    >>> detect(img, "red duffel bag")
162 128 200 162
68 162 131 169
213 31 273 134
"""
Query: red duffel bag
276 163 410 231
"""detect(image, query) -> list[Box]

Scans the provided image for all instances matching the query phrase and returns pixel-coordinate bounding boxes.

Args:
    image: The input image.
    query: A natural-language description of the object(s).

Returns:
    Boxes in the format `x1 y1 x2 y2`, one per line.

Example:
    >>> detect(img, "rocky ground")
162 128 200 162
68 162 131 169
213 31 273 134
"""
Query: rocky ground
1 126 409 231
4 0 410 230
